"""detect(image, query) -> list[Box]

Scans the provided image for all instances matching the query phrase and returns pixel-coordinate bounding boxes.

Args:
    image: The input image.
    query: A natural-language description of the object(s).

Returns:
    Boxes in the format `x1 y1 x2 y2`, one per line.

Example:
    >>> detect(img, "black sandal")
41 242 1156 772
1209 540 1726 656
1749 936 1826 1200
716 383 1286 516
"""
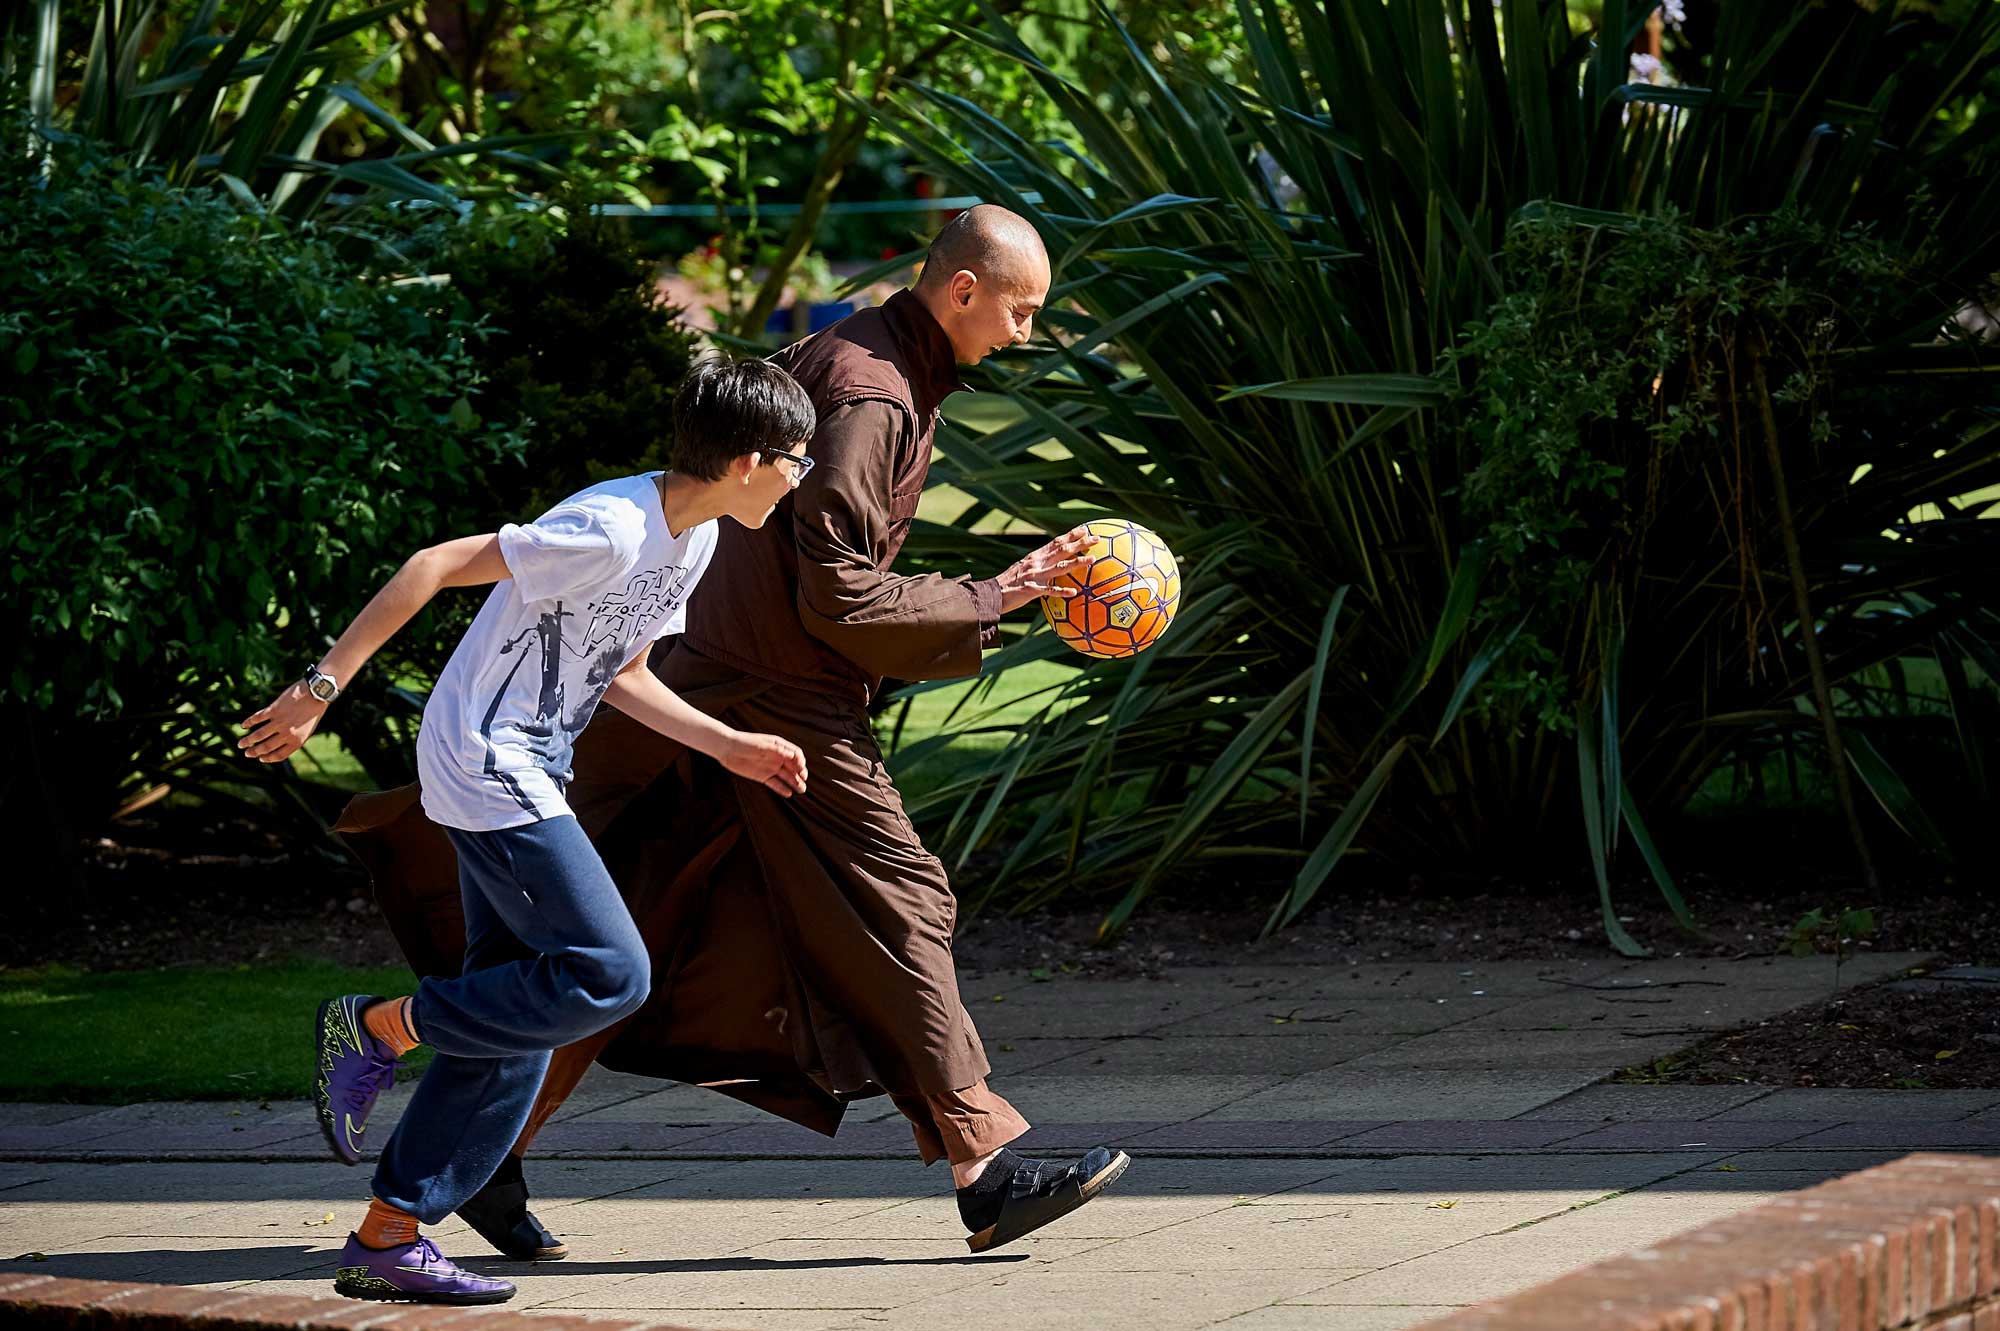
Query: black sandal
965 1147 1131 1253
456 1157 568 1261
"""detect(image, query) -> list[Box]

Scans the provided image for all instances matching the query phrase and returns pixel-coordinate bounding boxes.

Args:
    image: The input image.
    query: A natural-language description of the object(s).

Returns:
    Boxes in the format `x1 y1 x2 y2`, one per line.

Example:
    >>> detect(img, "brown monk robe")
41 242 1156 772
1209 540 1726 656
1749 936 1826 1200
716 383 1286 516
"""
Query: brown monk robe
336 287 1032 1168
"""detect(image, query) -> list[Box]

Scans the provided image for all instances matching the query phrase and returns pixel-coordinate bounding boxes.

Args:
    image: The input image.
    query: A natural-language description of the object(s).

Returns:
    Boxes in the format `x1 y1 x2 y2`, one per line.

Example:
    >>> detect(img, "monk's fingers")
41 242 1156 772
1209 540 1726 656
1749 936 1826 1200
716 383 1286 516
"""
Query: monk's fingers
761 774 797 798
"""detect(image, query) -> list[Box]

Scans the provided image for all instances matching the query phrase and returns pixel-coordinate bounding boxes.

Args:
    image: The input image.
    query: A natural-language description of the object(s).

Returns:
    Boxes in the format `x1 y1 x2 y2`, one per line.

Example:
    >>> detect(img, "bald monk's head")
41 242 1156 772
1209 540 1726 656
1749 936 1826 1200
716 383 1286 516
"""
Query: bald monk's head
912 204 1052 365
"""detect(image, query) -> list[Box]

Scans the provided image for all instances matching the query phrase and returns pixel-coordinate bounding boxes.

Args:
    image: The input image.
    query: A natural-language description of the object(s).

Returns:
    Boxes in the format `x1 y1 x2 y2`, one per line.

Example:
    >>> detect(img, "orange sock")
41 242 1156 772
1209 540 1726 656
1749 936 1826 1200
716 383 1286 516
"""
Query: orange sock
362 997 420 1056
356 1196 420 1250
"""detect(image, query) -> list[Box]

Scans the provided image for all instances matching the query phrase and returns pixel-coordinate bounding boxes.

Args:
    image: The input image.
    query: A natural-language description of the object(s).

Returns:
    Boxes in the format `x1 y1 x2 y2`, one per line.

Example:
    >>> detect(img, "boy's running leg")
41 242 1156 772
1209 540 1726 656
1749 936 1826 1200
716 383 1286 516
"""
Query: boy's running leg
329 816 648 1304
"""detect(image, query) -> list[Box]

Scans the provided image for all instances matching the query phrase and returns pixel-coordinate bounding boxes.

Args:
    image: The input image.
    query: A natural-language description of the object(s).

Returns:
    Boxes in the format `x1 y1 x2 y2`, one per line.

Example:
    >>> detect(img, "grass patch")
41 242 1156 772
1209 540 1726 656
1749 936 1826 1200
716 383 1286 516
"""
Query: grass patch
0 962 429 1103
880 657 1076 805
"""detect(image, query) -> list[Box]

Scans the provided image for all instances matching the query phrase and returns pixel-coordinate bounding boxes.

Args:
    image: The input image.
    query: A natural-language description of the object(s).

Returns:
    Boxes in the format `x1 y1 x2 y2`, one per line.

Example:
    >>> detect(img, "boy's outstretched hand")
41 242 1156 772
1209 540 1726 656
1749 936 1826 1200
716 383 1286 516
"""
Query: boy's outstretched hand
725 731 809 797
239 684 326 764
995 525 1097 613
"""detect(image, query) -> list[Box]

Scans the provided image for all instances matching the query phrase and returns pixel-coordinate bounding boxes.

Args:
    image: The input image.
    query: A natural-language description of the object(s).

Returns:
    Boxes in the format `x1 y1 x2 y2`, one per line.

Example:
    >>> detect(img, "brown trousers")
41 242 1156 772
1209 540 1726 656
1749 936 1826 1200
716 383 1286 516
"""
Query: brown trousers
443 643 1032 1168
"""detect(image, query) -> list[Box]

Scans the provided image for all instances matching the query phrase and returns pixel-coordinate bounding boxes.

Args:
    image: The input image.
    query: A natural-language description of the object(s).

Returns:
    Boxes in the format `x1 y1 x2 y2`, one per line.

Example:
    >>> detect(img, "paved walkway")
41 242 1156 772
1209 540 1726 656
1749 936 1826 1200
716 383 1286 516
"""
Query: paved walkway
7 952 1998 1330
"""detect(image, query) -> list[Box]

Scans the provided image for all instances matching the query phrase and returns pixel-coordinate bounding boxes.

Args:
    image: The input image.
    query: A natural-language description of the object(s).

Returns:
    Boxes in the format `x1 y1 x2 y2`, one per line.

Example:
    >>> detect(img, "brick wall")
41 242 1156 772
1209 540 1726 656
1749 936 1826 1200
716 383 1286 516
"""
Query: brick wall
1418 1152 2000 1331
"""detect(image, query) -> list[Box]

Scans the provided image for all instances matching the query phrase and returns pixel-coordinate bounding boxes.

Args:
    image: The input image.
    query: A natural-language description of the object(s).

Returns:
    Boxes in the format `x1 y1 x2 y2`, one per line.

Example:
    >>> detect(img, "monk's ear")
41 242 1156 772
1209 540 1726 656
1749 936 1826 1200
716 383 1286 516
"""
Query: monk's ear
951 268 978 308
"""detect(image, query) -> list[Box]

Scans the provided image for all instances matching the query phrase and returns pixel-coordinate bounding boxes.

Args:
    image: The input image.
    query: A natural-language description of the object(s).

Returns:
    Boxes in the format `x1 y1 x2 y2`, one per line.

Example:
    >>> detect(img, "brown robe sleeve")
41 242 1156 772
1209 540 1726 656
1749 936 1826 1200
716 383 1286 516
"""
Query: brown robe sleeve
792 400 1003 681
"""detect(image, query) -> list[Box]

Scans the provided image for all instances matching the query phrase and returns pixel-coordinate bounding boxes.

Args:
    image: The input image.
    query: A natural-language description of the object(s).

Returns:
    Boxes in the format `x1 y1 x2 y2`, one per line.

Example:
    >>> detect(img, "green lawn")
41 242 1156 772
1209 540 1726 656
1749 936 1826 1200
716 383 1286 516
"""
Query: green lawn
0 962 430 1103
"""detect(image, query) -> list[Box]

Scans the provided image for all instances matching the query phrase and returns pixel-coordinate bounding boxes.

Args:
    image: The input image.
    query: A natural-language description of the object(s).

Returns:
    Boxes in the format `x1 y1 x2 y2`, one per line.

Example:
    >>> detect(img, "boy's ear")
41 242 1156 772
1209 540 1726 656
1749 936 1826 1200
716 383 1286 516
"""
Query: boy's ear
731 452 758 484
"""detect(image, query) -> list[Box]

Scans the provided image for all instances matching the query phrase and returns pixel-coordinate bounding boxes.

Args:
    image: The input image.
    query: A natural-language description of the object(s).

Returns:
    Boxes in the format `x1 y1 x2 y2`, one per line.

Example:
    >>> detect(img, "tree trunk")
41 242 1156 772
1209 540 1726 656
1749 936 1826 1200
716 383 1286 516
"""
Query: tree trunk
735 114 868 339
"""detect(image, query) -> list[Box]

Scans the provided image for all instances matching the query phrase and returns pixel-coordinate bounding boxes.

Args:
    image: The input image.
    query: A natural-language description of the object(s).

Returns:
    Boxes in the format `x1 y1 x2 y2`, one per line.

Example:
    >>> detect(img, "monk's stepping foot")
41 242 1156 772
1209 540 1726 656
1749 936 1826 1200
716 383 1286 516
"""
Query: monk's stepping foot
457 1154 568 1260
960 1146 1131 1252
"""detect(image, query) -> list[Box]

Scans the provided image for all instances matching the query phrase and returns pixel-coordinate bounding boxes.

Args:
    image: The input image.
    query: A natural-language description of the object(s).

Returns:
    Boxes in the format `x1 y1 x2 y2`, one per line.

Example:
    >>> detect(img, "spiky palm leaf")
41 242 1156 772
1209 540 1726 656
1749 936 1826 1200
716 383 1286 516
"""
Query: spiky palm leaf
870 0 2000 946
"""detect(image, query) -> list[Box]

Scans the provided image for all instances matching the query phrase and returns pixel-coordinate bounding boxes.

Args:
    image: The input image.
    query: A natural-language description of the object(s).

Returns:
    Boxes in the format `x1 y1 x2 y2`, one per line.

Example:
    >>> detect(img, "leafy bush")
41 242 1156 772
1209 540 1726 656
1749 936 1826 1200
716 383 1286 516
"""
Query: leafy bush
425 206 701 522
0 143 526 869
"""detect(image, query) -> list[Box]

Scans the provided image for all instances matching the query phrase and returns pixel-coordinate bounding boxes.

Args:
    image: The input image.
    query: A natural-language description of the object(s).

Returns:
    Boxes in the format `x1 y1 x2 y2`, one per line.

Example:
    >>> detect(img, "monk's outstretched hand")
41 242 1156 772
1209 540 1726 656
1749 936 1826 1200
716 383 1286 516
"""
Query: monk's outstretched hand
995 525 1096 613
725 731 810 798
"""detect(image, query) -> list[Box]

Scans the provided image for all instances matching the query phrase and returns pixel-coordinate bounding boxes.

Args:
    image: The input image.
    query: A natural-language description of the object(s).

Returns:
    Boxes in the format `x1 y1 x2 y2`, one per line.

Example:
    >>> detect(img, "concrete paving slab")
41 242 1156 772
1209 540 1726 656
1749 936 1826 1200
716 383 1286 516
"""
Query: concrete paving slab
1453 987 1828 1034
985 1074 1284 1123
1158 998 1494 1040
1199 1068 1601 1121
559 1083 802 1126
1220 1304 1465 1330
1051 1197 1536 1272
0 1237 337 1290
1329 1121 1597 1152
535 1122 759 1156
1512 1083 1773 1121
1550 1120 1832 1151
967 982 1248 1040
1259 961 1639 1000
1714 1147 1919 1171
0 1106 114 1129
1126 1121 1389 1152
0 1161 357 1208
1027 1035 1379 1078
1012 1122 1172 1154
1787 1120 2000 1149
1341 1029 1690 1072
981 1038 1105 1078
528 1238 1092 1310
1635 1166 1855 1197
1246 1151 1724 1201
552 1309 858 1330
864 1266 1372 1331
0 1166 56 1194
1311 1205 1666 1307
1708 1088 2000 1121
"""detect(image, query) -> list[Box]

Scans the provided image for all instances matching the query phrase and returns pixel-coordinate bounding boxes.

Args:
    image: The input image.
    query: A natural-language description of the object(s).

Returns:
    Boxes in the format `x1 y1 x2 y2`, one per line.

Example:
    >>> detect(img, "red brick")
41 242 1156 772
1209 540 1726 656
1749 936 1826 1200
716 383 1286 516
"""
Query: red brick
9 1277 153 1310
1418 1154 2000 1331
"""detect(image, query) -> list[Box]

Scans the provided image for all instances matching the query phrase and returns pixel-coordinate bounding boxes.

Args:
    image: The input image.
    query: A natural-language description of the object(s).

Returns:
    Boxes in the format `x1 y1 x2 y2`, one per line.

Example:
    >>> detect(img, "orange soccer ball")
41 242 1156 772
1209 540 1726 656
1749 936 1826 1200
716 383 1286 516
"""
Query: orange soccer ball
1041 518 1182 659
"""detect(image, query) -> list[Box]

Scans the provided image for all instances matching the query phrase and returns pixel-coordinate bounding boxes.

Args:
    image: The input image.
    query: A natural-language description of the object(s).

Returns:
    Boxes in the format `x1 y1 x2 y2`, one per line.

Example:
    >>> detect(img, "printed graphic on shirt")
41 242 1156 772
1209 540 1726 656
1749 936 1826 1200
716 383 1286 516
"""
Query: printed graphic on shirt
480 561 696 813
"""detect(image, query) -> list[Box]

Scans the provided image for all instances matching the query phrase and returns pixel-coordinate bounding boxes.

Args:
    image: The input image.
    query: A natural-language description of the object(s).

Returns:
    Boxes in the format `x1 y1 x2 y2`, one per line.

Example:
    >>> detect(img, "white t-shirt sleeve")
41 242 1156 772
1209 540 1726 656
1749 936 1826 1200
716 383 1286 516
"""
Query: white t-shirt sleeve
498 497 644 604
653 522 718 641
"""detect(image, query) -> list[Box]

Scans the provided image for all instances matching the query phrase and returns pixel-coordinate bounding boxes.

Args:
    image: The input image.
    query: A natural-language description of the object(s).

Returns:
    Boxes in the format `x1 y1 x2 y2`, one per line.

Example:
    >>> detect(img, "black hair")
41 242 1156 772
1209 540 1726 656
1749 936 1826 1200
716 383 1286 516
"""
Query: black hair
670 355 817 482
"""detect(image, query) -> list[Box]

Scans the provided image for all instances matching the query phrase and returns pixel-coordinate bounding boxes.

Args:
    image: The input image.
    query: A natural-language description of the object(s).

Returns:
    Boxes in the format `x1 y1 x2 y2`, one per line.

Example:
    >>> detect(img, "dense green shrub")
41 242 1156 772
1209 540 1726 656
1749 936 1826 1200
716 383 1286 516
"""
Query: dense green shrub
1449 208 2000 861
426 207 701 523
0 144 527 866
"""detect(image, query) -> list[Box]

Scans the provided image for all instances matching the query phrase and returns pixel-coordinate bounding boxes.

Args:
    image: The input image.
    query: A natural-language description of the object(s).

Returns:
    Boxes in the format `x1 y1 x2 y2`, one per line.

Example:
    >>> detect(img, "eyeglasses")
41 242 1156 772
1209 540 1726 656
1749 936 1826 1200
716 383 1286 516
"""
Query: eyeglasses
754 446 814 486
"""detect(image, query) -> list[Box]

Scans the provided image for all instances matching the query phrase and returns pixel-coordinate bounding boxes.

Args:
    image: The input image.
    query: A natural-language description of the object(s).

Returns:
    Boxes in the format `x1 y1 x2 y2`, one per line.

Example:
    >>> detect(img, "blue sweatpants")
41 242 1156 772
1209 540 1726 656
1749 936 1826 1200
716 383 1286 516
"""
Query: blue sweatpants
371 814 650 1225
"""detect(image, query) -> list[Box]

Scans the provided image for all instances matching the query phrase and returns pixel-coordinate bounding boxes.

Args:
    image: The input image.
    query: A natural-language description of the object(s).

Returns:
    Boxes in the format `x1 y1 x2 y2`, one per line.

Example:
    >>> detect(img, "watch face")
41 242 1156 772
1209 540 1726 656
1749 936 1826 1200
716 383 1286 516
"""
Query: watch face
308 676 337 702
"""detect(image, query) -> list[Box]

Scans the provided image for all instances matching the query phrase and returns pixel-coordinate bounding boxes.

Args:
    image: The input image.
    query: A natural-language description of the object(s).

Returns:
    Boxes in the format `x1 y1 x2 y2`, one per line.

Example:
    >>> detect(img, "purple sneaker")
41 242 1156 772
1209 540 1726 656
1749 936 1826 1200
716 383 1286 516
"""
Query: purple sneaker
315 994 399 1166
333 1232 515 1305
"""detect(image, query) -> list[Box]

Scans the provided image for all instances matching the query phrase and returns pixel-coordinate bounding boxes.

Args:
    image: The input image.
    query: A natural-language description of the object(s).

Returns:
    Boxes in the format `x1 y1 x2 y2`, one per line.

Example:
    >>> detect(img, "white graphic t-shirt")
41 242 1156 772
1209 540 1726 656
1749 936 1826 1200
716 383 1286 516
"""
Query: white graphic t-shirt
417 472 717 832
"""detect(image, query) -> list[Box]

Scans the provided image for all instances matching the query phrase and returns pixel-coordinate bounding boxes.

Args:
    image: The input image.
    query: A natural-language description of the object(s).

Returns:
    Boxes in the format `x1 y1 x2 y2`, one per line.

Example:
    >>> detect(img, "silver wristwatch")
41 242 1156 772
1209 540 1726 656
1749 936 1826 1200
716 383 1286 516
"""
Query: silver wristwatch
303 664 341 704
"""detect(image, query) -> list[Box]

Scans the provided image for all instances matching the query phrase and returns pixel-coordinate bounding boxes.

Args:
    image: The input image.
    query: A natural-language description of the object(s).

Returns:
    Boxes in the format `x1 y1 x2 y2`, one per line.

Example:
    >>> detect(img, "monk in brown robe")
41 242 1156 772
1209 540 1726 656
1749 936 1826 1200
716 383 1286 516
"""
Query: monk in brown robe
337 206 1131 1255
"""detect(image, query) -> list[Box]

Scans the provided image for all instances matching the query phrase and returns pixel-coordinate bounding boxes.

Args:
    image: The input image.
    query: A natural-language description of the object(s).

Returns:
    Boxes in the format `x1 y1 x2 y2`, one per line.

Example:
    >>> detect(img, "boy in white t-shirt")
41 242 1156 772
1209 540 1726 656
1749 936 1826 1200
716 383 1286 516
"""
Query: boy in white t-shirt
237 356 817 1306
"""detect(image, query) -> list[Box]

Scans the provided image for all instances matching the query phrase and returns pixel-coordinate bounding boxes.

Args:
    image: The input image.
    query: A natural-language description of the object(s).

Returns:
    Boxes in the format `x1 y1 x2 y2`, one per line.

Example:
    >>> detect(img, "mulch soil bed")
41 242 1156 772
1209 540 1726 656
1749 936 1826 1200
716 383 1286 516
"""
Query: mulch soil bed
9 803 1992 1089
